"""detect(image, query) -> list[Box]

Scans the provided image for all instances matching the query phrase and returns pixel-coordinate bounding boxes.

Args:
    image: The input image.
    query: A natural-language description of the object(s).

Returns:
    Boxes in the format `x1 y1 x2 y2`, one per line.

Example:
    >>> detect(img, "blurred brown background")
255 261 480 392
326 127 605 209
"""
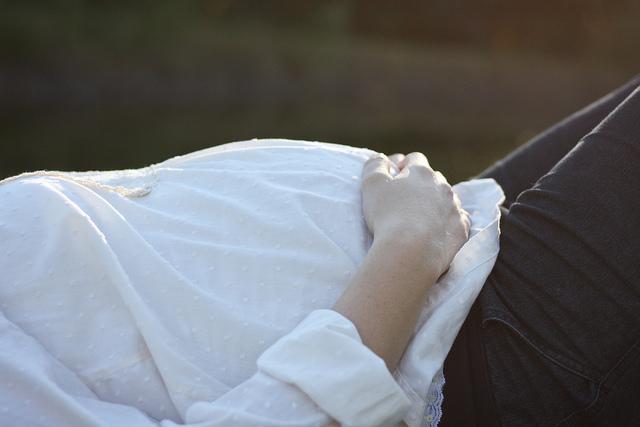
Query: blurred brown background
1 0 638 182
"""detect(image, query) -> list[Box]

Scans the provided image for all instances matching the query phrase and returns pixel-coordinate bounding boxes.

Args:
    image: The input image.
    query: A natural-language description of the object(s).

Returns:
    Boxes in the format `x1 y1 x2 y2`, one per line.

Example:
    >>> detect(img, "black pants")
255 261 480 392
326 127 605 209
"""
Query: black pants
441 75 640 427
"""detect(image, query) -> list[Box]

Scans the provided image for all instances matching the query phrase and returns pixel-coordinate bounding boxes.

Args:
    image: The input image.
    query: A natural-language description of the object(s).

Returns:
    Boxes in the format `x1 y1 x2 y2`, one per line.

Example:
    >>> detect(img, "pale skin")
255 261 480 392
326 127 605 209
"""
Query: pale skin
333 152 470 427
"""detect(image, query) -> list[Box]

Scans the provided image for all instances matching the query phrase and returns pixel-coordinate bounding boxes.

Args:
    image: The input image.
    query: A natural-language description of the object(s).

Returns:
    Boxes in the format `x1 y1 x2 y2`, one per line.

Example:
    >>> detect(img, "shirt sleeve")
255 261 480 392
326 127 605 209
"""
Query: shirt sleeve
185 309 410 427
0 308 409 427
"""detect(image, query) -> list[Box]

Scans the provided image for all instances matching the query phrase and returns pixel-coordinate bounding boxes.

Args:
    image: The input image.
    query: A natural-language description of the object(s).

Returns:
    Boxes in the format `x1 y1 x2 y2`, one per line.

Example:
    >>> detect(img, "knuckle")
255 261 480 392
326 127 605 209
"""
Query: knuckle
363 156 386 171
438 182 454 197
408 164 431 177
434 171 449 185
362 172 387 186
366 153 387 163
406 152 431 168
452 192 463 207
407 151 427 161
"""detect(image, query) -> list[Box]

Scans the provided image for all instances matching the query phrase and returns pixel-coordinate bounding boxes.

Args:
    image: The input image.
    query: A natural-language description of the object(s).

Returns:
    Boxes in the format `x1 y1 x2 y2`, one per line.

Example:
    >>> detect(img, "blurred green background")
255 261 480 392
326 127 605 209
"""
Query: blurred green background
1 0 638 182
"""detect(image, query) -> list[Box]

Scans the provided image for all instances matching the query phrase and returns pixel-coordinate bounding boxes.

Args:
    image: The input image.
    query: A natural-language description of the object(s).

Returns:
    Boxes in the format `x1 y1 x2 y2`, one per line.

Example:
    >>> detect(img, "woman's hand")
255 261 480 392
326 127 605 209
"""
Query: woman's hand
361 152 470 279
334 152 470 375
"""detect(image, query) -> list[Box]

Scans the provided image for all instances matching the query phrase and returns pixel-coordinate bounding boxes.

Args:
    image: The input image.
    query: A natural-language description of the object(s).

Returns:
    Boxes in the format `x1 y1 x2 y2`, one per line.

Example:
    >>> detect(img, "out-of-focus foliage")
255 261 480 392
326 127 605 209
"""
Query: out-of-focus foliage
1 1 638 181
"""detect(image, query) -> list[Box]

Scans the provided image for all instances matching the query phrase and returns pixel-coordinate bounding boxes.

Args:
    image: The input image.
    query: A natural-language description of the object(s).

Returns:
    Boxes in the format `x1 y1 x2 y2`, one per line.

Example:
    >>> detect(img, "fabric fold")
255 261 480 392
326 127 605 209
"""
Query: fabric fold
258 309 411 427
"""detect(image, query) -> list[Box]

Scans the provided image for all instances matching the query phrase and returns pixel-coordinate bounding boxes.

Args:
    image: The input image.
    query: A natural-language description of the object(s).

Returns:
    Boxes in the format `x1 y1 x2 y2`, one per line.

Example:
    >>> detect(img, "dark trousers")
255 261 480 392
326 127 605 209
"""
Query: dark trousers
441 75 640 427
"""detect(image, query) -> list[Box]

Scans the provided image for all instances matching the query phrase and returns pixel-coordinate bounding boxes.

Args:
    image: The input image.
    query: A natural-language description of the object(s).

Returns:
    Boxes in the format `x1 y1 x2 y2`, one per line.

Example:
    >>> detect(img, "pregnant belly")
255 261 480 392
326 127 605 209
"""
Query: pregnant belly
0 139 379 419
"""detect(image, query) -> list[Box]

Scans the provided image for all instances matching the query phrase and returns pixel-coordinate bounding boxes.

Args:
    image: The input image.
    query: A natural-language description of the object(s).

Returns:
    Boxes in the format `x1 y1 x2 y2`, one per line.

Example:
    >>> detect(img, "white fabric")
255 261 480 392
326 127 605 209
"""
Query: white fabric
258 309 410 427
0 139 503 427
395 173 504 426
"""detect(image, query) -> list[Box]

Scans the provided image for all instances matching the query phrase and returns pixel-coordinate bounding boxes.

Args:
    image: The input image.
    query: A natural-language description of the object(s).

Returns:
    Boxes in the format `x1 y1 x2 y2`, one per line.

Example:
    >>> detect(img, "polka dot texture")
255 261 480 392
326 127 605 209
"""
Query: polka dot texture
0 139 504 427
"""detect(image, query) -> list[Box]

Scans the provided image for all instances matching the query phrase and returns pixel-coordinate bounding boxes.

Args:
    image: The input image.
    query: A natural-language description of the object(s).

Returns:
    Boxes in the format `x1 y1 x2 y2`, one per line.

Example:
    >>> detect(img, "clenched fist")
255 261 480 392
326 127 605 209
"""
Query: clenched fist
361 152 470 279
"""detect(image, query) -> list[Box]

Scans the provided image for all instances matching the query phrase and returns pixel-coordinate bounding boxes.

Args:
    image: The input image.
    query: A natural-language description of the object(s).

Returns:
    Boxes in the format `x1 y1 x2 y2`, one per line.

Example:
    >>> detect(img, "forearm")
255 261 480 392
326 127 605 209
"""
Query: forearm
333 231 438 373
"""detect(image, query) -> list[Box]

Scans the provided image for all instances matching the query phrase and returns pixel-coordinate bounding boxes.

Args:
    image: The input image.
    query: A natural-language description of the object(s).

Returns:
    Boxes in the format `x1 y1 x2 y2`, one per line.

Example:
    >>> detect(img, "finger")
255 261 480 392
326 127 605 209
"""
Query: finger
397 152 430 170
388 153 405 165
362 154 393 181
452 190 463 209
387 153 404 176
434 171 449 186
459 208 471 236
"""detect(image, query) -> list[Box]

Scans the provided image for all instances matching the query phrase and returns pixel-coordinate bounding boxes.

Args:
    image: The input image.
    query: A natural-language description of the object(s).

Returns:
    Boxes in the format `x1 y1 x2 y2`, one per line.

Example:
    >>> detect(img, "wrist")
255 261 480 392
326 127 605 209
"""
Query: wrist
370 231 441 284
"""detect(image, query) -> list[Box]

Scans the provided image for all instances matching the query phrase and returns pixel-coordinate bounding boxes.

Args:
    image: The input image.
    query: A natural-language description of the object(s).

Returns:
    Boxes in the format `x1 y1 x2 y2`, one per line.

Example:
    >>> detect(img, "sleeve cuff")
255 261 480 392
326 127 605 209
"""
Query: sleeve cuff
257 309 411 427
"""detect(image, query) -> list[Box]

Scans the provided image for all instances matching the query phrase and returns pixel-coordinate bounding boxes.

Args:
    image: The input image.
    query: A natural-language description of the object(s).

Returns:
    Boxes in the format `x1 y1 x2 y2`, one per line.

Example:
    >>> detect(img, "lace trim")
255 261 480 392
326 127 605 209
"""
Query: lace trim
421 367 445 427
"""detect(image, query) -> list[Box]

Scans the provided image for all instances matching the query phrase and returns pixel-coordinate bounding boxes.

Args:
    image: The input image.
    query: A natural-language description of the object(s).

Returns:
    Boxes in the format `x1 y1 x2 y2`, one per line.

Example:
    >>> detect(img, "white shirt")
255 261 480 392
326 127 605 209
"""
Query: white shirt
0 139 504 427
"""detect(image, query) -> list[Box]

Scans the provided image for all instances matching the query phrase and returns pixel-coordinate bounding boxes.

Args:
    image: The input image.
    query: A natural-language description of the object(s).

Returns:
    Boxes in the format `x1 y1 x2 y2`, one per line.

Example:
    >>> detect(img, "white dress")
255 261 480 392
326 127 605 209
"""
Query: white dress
0 139 504 427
